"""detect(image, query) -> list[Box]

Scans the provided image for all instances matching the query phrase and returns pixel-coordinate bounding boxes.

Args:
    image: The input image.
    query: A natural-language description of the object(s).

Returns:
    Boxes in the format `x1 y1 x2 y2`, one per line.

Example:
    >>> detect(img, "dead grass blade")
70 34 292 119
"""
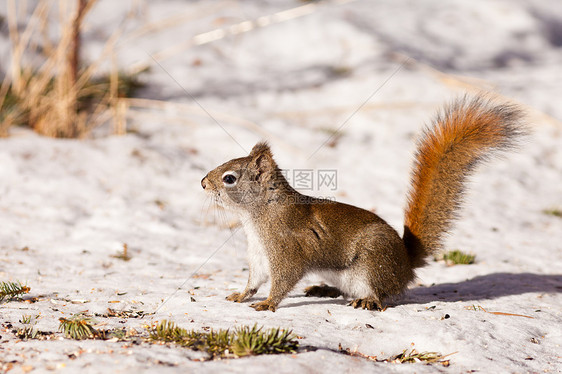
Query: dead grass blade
465 305 535 319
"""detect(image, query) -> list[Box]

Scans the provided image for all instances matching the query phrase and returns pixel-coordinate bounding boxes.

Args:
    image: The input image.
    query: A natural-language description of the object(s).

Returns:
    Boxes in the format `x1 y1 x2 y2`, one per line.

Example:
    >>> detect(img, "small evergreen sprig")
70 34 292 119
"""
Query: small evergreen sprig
149 320 299 359
0 281 30 302
150 319 191 342
150 320 232 356
442 250 475 265
232 325 299 357
59 314 99 340
391 348 447 364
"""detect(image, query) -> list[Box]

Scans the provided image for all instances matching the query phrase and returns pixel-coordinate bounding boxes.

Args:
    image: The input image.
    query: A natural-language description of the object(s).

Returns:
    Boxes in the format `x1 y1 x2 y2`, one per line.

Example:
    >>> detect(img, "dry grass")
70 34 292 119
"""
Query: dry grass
0 0 138 138
465 305 534 319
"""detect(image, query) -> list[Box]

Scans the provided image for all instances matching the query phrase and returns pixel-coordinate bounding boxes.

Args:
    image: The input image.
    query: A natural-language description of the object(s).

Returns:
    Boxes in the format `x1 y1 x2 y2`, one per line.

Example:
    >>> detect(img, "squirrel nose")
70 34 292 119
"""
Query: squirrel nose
201 177 208 190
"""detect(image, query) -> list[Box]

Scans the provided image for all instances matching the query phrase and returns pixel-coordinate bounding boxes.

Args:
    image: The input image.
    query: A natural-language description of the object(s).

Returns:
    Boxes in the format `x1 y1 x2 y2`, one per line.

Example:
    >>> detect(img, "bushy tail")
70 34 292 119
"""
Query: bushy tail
403 95 527 268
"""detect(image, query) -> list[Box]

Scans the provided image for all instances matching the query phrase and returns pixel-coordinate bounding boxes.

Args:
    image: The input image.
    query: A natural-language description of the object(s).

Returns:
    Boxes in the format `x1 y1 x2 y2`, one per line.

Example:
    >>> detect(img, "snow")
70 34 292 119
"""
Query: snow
1 0 561 373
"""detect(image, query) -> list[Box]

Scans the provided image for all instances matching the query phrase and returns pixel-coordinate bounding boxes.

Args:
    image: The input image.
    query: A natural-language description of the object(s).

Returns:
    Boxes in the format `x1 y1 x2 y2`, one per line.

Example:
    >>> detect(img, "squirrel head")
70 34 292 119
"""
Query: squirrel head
201 142 290 210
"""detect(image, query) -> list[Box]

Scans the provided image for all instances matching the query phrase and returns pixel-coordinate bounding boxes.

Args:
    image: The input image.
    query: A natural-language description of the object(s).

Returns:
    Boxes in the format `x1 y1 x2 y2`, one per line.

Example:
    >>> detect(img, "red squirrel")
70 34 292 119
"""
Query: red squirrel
202 95 527 311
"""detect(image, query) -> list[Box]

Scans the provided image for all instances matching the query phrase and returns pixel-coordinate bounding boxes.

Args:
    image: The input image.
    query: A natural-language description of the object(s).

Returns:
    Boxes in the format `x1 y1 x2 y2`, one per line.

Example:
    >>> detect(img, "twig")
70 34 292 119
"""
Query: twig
128 0 358 75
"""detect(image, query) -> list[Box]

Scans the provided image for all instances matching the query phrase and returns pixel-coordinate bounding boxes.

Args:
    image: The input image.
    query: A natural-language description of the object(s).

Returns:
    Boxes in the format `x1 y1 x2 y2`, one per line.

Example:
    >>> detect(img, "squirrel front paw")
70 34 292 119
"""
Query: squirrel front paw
226 288 257 303
226 292 245 302
249 300 277 312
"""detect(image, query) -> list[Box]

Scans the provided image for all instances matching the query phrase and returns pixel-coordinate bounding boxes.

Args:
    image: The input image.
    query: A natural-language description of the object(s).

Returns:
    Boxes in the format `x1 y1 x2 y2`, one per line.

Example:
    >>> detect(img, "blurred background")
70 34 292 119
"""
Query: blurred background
1 0 562 140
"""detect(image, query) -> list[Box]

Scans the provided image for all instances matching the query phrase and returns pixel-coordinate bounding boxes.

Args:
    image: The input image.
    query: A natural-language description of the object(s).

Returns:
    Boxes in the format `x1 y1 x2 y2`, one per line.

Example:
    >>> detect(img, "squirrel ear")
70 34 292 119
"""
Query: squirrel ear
249 141 271 157
249 142 276 179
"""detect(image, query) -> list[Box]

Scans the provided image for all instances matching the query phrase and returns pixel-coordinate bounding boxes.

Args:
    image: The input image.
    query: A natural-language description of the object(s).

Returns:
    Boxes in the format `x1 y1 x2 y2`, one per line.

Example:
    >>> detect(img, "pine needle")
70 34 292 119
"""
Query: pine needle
16 314 39 340
232 325 299 357
58 314 99 340
0 281 30 302
391 348 454 364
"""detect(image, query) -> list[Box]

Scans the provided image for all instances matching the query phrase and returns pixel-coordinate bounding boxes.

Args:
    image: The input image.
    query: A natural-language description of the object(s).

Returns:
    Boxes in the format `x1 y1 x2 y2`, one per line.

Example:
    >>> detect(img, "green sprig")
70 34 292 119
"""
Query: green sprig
58 314 99 340
0 281 30 302
443 250 475 265
233 325 298 356
149 321 298 359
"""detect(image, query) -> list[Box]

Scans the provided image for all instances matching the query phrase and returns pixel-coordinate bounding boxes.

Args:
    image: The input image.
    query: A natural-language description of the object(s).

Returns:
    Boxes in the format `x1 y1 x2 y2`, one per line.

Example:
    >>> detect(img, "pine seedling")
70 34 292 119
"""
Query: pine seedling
149 321 299 359
150 320 211 353
442 250 475 265
232 324 298 357
205 329 234 357
58 313 99 340
150 320 189 342
0 281 30 302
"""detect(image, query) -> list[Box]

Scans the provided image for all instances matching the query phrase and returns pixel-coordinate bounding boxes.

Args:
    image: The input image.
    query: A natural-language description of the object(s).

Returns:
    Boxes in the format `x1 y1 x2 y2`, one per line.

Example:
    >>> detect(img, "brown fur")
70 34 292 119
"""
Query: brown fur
202 95 526 311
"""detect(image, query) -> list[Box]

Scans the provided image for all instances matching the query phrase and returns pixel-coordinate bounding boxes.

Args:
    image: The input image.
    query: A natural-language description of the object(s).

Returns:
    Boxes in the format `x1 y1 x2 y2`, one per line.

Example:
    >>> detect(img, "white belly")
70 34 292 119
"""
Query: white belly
314 269 372 299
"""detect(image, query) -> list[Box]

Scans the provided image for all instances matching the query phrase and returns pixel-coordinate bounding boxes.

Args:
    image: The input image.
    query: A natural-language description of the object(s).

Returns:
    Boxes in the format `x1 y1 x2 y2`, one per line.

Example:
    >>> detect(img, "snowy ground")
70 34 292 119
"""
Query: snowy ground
1 0 561 373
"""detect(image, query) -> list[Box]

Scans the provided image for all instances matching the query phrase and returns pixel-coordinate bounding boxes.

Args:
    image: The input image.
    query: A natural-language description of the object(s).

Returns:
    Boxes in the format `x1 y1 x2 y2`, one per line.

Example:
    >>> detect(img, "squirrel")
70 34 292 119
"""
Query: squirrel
201 95 526 312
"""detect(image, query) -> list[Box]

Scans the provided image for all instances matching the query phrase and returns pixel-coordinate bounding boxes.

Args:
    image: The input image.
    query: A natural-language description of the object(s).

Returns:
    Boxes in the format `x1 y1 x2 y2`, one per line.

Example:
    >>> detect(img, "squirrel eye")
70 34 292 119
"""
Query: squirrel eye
222 171 238 186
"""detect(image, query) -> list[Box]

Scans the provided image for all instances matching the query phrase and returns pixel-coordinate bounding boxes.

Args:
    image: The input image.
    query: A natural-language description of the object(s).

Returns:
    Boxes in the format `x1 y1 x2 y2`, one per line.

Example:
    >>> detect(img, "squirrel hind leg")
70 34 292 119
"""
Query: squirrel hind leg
304 284 342 298
348 296 385 311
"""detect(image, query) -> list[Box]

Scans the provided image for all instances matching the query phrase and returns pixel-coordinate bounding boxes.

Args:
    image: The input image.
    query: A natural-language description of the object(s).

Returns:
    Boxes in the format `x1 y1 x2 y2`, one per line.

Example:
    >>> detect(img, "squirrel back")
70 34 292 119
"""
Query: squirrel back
403 95 527 268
